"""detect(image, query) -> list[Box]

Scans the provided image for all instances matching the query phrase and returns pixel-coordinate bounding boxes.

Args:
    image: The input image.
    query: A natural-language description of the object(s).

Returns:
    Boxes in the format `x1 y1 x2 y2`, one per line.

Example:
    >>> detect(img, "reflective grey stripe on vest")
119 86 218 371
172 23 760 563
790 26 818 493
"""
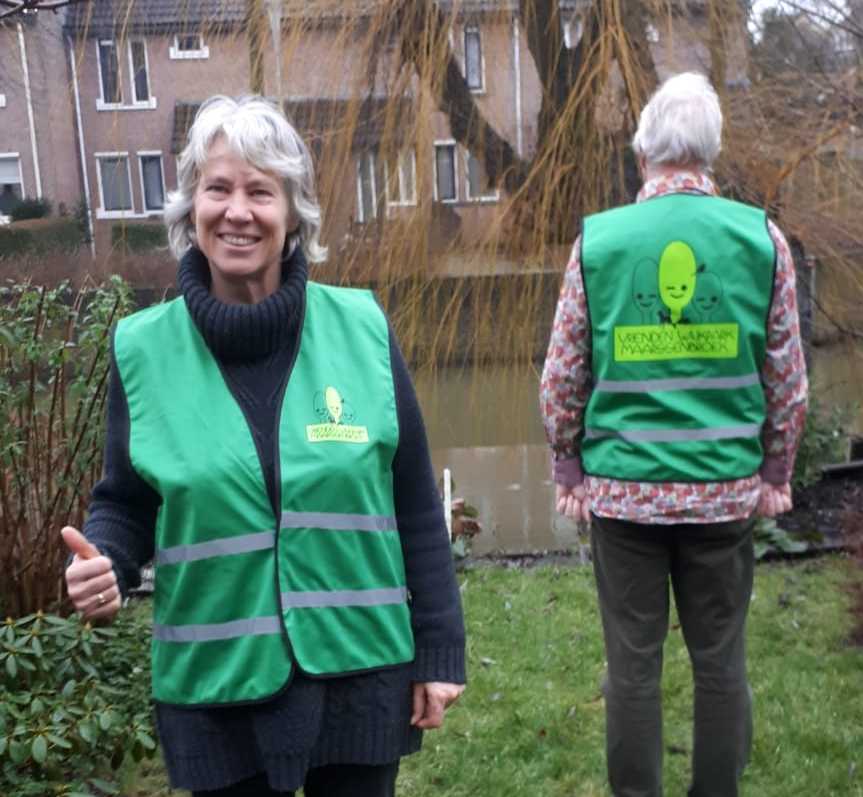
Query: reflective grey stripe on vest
281 586 408 609
594 373 761 394
584 423 761 443
154 588 409 642
155 512 397 566
280 511 397 532
155 531 275 565
153 616 282 643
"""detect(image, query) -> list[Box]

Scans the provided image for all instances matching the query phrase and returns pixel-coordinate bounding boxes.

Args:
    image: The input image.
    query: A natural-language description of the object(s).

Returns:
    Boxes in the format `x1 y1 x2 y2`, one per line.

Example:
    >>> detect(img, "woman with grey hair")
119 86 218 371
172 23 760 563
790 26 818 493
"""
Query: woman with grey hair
541 72 807 797
62 95 465 797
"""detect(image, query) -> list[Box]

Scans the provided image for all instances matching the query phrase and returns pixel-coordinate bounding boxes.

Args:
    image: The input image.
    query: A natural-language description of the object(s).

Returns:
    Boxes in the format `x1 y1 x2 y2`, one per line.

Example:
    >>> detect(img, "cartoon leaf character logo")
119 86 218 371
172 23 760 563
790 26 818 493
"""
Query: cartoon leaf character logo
324 386 343 425
693 271 723 321
658 241 698 324
632 258 659 323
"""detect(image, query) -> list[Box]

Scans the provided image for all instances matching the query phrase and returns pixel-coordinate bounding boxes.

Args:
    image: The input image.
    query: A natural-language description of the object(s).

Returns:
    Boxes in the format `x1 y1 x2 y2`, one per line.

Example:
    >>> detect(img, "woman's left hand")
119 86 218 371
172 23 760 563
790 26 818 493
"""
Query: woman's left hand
410 681 465 729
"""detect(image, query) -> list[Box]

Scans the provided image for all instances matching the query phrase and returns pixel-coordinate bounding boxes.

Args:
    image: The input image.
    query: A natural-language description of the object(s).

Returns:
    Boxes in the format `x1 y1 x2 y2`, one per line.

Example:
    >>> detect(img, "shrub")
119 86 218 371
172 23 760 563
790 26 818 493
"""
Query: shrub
111 222 168 254
73 198 93 245
9 198 52 222
792 391 855 491
0 278 135 617
0 609 156 796
0 218 84 259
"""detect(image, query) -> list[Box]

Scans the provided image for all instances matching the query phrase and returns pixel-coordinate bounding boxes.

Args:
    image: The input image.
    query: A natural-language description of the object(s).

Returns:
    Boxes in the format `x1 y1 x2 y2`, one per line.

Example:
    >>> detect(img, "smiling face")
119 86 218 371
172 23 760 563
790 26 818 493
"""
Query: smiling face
694 272 723 314
325 386 343 424
632 259 659 313
658 241 697 315
192 137 291 303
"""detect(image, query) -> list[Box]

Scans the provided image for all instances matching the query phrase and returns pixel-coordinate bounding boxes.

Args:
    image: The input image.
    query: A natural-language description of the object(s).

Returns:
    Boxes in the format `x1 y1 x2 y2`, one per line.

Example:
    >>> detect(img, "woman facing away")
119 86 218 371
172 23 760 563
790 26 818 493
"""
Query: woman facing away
62 95 465 797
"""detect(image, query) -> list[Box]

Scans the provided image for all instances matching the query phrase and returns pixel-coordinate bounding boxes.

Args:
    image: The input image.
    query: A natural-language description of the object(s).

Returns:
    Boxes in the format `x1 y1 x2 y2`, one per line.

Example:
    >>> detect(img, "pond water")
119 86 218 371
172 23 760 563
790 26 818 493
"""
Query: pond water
414 340 862 555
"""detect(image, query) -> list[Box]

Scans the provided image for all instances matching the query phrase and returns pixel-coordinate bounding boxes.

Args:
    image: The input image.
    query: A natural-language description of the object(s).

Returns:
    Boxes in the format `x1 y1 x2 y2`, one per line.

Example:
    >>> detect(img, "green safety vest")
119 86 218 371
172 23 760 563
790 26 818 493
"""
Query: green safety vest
114 281 415 706
579 192 776 482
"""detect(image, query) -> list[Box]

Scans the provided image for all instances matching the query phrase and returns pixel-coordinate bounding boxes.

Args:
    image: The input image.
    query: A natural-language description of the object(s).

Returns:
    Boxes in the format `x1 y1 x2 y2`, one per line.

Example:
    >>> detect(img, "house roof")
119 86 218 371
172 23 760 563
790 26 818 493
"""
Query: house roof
65 0 245 37
171 97 414 154
64 0 566 37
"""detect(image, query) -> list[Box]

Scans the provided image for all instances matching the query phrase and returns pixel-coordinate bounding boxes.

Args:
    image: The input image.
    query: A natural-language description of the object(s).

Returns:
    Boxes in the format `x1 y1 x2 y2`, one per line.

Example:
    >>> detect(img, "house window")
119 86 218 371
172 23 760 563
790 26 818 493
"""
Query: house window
356 152 377 223
386 150 416 206
464 26 483 91
98 40 122 104
129 40 150 103
139 153 165 212
434 143 457 202
0 154 23 215
465 152 499 202
170 33 209 59
96 154 133 214
562 14 584 49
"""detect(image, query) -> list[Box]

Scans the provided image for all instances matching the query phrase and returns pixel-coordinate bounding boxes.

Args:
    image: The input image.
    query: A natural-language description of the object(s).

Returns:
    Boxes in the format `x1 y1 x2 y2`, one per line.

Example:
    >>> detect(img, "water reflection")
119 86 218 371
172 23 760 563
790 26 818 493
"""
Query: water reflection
413 340 861 555
414 364 584 555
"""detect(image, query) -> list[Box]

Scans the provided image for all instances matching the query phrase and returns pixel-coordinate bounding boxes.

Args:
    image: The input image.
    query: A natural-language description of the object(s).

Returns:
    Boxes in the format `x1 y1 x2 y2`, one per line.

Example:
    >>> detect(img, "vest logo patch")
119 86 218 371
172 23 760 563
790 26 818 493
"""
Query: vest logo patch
616 240 739 361
306 386 369 443
615 323 739 361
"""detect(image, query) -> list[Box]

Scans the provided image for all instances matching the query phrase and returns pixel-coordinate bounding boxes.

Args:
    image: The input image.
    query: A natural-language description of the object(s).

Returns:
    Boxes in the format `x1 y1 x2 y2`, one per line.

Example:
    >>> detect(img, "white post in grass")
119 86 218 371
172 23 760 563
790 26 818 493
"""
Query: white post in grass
443 467 452 541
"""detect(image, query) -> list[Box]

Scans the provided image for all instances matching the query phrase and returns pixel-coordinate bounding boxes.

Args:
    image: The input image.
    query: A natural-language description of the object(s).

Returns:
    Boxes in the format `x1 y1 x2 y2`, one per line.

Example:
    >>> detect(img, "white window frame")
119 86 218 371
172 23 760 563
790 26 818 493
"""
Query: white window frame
169 33 209 60
96 39 122 109
562 15 584 49
355 152 378 224
95 151 136 219
433 140 458 203
464 151 500 203
385 149 417 208
463 24 485 93
127 38 153 106
137 150 166 214
0 152 25 213
95 38 157 111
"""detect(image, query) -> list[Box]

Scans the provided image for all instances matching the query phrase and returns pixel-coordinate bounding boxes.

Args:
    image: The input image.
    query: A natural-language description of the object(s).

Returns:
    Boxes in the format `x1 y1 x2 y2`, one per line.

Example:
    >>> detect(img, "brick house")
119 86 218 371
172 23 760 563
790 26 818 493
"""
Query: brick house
59 0 542 260
3 0 739 262
0 10 80 220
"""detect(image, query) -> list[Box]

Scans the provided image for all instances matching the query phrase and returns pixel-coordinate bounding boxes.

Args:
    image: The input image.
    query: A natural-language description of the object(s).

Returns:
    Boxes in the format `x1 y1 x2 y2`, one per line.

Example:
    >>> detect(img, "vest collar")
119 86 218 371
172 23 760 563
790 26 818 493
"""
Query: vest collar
637 171 717 203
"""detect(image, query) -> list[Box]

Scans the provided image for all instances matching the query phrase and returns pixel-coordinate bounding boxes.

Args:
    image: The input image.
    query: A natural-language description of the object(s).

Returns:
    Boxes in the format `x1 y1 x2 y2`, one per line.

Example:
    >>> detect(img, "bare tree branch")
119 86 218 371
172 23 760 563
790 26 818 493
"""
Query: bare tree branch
388 0 530 192
781 0 863 40
0 0 89 21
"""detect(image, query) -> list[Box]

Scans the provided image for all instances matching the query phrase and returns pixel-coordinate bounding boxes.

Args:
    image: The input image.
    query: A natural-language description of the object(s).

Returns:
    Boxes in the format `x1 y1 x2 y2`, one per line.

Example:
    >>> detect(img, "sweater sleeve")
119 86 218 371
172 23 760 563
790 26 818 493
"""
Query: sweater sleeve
758 221 809 484
388 326 466 685
539 237 593 487
81 339 160 596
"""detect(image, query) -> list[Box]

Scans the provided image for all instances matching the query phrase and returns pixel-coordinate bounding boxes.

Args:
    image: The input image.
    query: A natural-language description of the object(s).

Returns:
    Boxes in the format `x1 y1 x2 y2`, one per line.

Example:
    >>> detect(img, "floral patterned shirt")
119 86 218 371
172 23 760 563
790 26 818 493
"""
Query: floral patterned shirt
539 171 809 523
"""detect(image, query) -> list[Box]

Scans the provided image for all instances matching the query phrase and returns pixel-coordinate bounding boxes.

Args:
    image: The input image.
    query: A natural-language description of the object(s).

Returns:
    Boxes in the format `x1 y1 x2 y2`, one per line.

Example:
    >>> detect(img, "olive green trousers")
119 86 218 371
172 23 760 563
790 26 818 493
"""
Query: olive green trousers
590 514 755 797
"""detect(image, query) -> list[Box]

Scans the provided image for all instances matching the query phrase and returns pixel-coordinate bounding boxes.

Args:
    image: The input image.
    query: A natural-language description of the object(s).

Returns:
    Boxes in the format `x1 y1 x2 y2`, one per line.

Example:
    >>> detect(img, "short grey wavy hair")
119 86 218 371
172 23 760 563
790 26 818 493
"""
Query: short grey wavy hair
632 72 723 169
164 95 327 262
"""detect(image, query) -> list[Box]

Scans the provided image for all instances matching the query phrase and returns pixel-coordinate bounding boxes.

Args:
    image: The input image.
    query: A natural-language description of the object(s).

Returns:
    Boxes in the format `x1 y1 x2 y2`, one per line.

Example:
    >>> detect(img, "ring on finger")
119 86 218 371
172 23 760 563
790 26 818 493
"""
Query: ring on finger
97 592 107 606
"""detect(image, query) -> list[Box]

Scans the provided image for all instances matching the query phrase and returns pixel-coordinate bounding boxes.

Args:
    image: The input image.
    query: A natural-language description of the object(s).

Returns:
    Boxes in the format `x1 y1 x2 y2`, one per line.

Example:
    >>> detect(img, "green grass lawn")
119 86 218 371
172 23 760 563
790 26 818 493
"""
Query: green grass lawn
128 556 862 796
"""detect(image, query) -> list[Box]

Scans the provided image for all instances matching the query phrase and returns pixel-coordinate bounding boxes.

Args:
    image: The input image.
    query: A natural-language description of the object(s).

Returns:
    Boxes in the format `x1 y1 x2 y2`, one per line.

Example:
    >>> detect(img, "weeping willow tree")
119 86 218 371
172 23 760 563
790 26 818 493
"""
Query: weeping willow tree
229 0 664 369
47 0 863 395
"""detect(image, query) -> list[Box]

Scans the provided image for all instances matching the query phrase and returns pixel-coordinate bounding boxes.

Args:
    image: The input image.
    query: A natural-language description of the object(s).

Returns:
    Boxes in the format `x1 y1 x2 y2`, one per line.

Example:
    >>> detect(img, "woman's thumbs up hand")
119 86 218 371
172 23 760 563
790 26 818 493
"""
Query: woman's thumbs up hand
62 526 122 622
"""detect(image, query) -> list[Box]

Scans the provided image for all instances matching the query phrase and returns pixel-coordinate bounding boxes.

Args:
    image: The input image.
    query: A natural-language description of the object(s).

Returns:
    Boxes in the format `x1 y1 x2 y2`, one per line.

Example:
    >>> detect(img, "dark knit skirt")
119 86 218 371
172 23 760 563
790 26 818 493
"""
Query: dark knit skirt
154 664 422 792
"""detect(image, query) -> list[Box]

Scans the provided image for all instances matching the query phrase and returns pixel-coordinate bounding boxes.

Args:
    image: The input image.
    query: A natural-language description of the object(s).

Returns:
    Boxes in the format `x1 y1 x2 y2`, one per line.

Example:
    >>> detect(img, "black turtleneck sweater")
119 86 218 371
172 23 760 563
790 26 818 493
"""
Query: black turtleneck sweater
82 246 465 792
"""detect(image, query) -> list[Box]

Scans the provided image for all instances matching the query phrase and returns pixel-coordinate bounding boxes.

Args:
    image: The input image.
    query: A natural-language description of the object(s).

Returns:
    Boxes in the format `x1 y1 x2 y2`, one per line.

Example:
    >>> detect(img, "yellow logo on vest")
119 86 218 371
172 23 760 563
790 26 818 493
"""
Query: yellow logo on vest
306 386 369 443
616 240 740 361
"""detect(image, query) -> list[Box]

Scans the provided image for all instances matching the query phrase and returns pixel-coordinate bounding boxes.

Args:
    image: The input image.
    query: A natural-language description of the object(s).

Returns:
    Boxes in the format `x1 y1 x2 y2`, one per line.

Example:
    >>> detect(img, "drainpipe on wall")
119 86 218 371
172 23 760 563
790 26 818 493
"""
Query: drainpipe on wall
67 35 96 257
266 0 283 104
17 22 43 199
512 14 523 158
